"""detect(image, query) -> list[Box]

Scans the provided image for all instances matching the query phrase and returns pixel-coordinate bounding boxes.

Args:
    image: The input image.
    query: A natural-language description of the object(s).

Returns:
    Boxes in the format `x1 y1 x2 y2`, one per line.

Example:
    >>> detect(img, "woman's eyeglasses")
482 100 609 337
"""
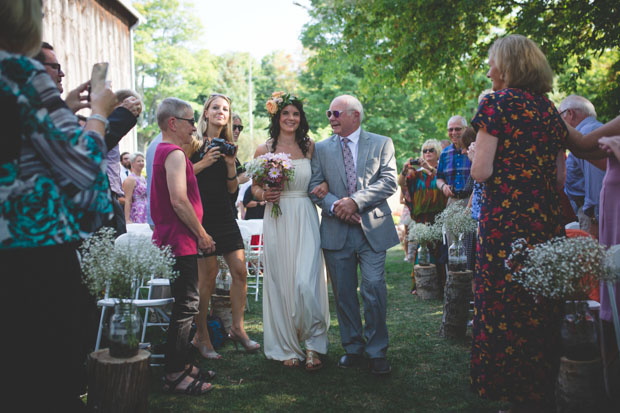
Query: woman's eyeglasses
233 125 244 132
422 148 435 154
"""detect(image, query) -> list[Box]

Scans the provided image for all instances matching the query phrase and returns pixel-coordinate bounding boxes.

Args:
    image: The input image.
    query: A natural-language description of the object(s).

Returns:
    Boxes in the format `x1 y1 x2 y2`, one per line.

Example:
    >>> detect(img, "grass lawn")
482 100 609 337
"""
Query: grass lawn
147 247 507 412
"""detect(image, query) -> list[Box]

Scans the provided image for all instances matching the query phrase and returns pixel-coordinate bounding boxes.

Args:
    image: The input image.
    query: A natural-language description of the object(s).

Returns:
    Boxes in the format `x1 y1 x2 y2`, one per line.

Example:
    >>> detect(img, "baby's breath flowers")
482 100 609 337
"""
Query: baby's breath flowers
435 202 477 238
80 227 178 301
505 236 606 300
408 222 443 245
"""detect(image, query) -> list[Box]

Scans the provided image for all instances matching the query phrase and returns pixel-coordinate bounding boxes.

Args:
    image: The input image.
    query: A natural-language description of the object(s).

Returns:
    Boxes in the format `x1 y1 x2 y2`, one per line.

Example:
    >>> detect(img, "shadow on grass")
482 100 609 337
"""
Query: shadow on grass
147 248 507 412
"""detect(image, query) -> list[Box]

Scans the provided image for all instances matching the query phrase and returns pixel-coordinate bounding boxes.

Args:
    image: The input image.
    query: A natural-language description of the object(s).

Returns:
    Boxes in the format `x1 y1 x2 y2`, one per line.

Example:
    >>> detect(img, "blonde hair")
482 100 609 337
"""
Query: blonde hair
196 94 233 143
0 0 43 56
420 139 442 159
489 34 554 95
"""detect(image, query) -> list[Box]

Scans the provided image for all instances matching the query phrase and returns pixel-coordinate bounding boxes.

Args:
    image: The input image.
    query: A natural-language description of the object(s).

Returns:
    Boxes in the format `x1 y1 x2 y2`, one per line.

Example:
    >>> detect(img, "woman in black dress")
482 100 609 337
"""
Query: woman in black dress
190 94 259 359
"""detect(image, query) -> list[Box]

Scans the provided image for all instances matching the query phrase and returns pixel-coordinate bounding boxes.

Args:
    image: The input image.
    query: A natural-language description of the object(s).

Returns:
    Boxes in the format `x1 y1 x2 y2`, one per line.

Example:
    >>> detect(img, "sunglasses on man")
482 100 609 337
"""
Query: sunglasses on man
326 109 351 119
447 127 463 132
233 125 244 132
175 116 196 126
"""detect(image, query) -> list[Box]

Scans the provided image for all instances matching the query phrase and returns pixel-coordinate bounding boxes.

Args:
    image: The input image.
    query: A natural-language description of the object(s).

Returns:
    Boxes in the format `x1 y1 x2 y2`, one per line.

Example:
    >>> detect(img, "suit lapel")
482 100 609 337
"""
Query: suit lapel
356 130 370 190
330 134 349 190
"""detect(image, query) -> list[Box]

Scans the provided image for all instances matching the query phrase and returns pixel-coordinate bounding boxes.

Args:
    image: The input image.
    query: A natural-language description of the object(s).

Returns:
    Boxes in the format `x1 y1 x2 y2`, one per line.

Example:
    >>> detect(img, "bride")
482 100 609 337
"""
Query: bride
251 93 330 370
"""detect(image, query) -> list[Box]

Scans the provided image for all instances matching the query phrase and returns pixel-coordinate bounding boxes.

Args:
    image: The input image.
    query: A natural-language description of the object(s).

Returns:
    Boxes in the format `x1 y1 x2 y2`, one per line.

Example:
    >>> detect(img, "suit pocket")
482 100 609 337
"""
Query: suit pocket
372 203 392 218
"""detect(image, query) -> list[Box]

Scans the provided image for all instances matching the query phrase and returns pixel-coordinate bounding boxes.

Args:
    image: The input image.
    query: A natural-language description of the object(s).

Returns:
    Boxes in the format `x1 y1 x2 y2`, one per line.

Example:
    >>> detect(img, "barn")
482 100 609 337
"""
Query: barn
42 0 143 153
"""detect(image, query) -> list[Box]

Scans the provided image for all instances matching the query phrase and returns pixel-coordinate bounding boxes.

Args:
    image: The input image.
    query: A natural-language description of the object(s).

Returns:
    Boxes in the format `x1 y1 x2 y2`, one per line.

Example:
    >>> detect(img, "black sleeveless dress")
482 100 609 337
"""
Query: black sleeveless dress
191 151 244 256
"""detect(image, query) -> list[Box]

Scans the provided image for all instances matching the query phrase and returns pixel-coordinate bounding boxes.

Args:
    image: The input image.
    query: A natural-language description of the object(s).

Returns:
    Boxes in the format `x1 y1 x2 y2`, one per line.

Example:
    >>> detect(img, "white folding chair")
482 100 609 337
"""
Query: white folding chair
94 232 174 366
238 220 264 302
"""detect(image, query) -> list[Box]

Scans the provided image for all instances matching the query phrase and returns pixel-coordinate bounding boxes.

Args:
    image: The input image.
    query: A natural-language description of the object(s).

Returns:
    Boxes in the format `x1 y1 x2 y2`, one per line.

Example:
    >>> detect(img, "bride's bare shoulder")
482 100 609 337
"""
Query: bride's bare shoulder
254 141 272 158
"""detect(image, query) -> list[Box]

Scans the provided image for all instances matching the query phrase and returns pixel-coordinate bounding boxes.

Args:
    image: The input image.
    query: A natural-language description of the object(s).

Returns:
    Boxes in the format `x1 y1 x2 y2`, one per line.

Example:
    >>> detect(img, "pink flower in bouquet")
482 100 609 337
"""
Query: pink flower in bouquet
244 152 295 218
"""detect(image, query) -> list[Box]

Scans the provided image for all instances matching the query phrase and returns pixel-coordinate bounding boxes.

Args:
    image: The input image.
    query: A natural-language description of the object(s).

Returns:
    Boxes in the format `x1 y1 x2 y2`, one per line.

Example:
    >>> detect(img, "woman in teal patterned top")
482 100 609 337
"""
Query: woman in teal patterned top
0 1 118 410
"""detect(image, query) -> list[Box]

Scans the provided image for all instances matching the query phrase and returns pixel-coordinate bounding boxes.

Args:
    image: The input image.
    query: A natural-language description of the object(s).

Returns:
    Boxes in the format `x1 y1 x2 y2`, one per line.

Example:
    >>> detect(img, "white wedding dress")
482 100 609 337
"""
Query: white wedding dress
262 158 330 361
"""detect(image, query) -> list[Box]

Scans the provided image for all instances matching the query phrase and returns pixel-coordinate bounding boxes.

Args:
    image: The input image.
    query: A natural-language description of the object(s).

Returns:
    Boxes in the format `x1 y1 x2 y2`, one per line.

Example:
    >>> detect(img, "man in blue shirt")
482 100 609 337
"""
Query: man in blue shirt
559 95 604 237
436 115 472 203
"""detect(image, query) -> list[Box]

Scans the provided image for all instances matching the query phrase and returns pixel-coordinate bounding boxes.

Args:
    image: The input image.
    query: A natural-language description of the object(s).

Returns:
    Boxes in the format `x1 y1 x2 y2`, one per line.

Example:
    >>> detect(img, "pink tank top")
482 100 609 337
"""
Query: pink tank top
151 142 203 257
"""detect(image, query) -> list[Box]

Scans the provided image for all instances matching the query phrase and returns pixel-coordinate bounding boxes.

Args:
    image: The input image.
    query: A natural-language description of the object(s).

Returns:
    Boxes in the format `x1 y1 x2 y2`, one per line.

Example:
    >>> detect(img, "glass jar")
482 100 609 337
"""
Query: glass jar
448 234 467 272
560 301 598 361
416 243 431 266
108 301 140 358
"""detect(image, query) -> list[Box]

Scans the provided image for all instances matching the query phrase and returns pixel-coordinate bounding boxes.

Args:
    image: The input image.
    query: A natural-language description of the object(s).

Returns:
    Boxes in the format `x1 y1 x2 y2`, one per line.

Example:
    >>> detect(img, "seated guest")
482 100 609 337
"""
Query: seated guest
243 180 266 220
0 1 117 409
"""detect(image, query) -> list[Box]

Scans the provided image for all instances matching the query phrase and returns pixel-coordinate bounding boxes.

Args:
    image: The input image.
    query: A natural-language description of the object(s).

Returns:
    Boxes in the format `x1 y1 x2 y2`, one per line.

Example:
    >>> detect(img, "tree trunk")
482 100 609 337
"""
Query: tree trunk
87 349 150 413
439 270 473 339
414 264 441 300
556 356 604 413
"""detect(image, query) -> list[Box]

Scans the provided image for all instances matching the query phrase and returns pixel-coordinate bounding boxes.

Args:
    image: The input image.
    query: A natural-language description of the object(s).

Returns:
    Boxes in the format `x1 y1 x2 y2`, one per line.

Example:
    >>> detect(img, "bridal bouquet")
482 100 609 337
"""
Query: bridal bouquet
505 236 606 300
245 152 295 218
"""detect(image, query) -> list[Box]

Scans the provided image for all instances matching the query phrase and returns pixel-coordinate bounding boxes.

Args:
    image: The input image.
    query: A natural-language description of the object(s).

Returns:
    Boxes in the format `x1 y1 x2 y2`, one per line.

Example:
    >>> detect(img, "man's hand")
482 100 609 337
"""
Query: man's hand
198 232 216 254
65 80 90 113
333 197 359 222
310 181 329 199
120 96 142 117
344 212 361 225
441 184 454 198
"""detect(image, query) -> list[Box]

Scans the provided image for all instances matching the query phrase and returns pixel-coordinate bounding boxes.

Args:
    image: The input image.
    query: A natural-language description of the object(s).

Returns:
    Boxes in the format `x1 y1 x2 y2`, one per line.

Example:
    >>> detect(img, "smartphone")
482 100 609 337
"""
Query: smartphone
88 62 109 101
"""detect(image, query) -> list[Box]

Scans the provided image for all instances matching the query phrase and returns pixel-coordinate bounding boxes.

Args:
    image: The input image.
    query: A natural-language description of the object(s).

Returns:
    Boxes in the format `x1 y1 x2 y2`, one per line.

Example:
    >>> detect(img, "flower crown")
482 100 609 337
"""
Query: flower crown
265 91 301 117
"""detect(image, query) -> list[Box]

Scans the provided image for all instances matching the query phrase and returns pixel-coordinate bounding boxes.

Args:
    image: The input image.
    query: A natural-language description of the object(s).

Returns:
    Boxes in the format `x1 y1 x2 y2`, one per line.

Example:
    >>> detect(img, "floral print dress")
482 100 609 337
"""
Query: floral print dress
129 173 148 223
470 88 567 404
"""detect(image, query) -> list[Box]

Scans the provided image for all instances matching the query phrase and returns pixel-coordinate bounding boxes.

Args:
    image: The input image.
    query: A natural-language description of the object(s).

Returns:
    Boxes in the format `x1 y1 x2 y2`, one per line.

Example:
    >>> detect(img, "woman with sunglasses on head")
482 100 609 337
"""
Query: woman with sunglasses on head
231 113 249 218
398 139 447 294
189 94 259 360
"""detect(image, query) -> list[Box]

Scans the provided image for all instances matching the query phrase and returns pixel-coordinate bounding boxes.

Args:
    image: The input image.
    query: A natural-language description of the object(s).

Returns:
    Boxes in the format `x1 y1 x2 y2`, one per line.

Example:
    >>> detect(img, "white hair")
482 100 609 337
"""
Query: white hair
129 152 145 163
447 115 467 128
559 95 597 118
337 94 365 122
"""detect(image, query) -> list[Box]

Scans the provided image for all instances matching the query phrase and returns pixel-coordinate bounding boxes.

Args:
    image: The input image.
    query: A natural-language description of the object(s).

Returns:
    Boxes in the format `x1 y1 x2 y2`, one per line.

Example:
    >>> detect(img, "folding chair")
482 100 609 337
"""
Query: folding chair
94 233 174 366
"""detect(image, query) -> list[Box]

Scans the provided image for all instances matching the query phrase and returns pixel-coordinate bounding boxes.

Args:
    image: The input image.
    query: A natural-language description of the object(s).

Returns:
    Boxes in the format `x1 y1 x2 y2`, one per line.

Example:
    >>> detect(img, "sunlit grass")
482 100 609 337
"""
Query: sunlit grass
147 247 507 412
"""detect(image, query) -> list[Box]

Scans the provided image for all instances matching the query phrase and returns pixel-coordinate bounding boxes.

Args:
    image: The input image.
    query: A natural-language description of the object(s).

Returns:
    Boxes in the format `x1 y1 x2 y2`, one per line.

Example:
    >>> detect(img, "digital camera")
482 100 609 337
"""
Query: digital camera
205 138 236 157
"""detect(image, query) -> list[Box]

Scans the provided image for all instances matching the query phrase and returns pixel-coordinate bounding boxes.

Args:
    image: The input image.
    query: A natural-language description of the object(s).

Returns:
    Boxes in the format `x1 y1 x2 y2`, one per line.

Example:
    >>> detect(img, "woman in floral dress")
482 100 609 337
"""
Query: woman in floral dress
469 35 567 412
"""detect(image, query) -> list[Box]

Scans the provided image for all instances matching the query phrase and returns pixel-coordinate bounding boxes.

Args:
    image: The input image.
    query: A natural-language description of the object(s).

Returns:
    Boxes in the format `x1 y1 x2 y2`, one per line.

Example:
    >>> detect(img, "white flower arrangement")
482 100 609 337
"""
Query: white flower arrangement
505 236 607 300
434 202 477 237
80 227 178 301
407 221 443 245
602 244 620 282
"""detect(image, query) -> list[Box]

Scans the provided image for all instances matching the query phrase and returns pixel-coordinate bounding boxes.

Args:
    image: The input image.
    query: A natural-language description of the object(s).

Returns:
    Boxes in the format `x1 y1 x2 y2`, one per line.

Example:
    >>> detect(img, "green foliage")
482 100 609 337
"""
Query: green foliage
300 0 620 162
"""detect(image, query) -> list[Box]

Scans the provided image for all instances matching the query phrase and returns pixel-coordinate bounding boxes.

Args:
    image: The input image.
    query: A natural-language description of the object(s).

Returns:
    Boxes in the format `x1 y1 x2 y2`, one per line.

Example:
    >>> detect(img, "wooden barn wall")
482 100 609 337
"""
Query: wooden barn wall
42 0 137 153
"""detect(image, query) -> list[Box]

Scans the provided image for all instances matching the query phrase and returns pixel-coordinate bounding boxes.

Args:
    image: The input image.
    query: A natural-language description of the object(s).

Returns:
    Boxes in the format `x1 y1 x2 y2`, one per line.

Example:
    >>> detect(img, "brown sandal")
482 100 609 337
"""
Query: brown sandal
283 358 300 368
305 350 323 371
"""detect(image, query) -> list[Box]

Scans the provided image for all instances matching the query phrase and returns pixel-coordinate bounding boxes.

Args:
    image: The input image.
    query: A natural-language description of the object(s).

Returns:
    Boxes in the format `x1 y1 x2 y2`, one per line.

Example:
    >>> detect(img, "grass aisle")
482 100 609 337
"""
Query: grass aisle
148 248 505 412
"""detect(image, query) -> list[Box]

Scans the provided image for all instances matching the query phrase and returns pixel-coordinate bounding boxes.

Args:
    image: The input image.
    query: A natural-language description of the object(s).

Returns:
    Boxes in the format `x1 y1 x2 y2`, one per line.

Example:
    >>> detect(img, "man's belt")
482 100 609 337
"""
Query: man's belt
453 191 471 199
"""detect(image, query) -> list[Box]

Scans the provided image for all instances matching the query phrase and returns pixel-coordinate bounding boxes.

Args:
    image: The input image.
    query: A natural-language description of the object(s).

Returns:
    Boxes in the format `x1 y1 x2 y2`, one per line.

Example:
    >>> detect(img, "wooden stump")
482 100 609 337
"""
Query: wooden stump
87 349 150 413
211 294 232 333
439 270 473 339
414 264 441 300
556 356 604 412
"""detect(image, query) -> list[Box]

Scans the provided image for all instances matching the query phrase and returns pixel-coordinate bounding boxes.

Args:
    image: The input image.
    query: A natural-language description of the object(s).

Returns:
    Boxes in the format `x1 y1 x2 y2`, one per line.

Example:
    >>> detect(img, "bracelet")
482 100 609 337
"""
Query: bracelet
87 114 109 131
440 183 445 190
260 189 266 201
226 174 237 181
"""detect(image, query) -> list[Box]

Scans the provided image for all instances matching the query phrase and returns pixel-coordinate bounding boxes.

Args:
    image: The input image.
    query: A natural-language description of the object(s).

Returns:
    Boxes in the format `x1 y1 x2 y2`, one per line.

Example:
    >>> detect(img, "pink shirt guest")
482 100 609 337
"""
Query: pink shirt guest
151 142 202 256
150 98 215 396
